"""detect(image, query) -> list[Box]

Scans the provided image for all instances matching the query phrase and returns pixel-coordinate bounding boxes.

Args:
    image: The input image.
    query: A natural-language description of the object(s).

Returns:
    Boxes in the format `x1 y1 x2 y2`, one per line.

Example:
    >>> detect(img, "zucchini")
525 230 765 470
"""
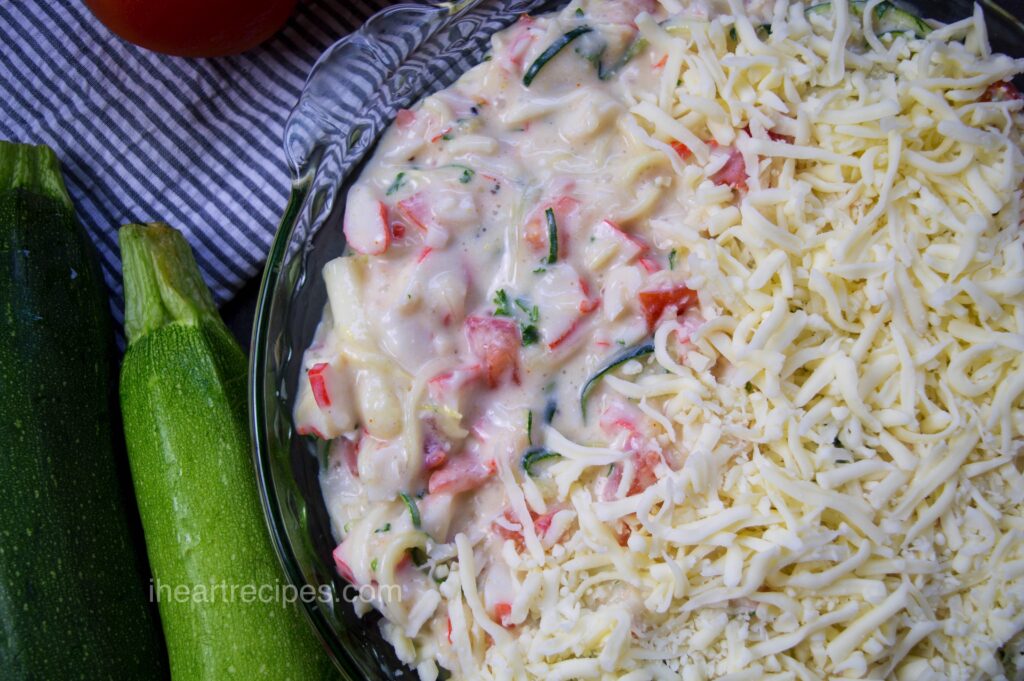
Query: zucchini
523 26 594 86
522 447 563 476
545 207 558 264
0 142 166 678
119 223 333 680
579 341 655 418
805 1 931 37
599 35 648 80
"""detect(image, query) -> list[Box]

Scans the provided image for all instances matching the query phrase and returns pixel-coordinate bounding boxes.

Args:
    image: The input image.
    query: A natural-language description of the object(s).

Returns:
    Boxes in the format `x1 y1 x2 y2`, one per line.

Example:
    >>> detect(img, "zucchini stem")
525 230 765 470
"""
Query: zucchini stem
120 223 223 346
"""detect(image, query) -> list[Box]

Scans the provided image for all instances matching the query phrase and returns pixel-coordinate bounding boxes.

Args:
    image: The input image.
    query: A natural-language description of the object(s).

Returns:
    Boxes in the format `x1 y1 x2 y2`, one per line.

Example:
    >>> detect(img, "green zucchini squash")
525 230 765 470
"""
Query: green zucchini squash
118 223 334 680
0 141 166 678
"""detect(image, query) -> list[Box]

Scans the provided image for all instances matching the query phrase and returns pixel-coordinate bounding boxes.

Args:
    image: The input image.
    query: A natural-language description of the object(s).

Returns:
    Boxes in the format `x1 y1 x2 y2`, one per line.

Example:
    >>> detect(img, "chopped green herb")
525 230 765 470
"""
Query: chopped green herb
745 381 753 393
441 132 453 141
545 208 558 264
515 298 538 322
575 7 584 16
833 436 844 448
493 289 512 317
447 164 475 184
527 410 533 446
668 249 678 270
607 464 615 476
521 325 540 346
400 492 421 528
532 266 547 274
375 523 391 534
370 558 378 571
385 172 406 196
343 521 351 533
616 339 626 346
522 447 562 476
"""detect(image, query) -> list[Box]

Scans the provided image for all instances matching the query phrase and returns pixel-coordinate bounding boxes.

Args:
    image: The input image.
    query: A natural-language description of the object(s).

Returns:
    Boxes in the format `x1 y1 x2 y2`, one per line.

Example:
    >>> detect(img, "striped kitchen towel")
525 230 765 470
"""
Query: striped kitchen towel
0 0 391 321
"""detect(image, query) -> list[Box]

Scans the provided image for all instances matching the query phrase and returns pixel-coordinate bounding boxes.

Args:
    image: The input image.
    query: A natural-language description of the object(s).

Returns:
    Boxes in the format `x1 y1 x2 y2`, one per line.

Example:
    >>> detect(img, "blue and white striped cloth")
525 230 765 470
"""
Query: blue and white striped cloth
0 0 391 320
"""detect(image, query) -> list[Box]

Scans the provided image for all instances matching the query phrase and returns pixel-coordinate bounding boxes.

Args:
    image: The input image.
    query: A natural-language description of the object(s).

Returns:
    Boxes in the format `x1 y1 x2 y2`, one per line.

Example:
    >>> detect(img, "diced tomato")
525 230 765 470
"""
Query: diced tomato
296 424 326 440
638 284 698 330
307 362 333 408
616 522 632 547
332 436 360 477
548 317 582 351
524 196 579 256
981 80 1024 102
638 256 660 274
428 454 496 495
493 507 559 551
506 17 537 71
397 193 432 233
465 316 520 387
671 140 692 160
428 365 482 404
332 545 356 583
653 54 668 69
630 449 662 494
395 109 416 127
343 187 391 255
710 147 747 190
603 452 662 499
767 129 794 144
493 602 514 628
391 222 406 239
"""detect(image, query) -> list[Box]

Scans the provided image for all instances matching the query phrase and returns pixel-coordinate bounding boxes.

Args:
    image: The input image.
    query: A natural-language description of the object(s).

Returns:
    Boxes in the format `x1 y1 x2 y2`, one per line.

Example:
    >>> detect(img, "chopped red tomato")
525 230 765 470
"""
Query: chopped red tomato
506 16 537 71
710 146 747 190
428 365 482 404
295 424 326 440
465 316 520 387
332 545 356 583
307 362 333 408
638 284 698 330
428 454 496 495
523 196 578 256
548 317 582 351
493 507 558 551
332 436 359 477
397 193 432 232
395 109 416 127
671 140 692 160
767 129 794 144
343 189 390 255
493 602 514 628
981 80 1023 102
653 53 668 69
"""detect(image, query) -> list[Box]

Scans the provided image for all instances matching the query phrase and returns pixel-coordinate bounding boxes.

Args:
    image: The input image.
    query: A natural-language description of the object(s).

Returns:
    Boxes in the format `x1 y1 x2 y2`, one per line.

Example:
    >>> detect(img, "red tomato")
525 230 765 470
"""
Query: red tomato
84 0 296 58
638 285 698 329
465 316 520 387
710 147 747 190
981 81 1024 102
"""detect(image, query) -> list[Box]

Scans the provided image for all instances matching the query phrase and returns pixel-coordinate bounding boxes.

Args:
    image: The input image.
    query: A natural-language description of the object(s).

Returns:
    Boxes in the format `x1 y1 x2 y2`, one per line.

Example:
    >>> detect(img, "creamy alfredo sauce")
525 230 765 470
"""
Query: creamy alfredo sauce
294 0 1024 678
299 0 704 643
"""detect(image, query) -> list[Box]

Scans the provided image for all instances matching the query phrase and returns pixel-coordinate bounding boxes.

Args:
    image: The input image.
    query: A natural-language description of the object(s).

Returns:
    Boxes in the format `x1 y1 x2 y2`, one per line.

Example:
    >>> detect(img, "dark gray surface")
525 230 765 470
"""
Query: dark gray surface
221 276 260 352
